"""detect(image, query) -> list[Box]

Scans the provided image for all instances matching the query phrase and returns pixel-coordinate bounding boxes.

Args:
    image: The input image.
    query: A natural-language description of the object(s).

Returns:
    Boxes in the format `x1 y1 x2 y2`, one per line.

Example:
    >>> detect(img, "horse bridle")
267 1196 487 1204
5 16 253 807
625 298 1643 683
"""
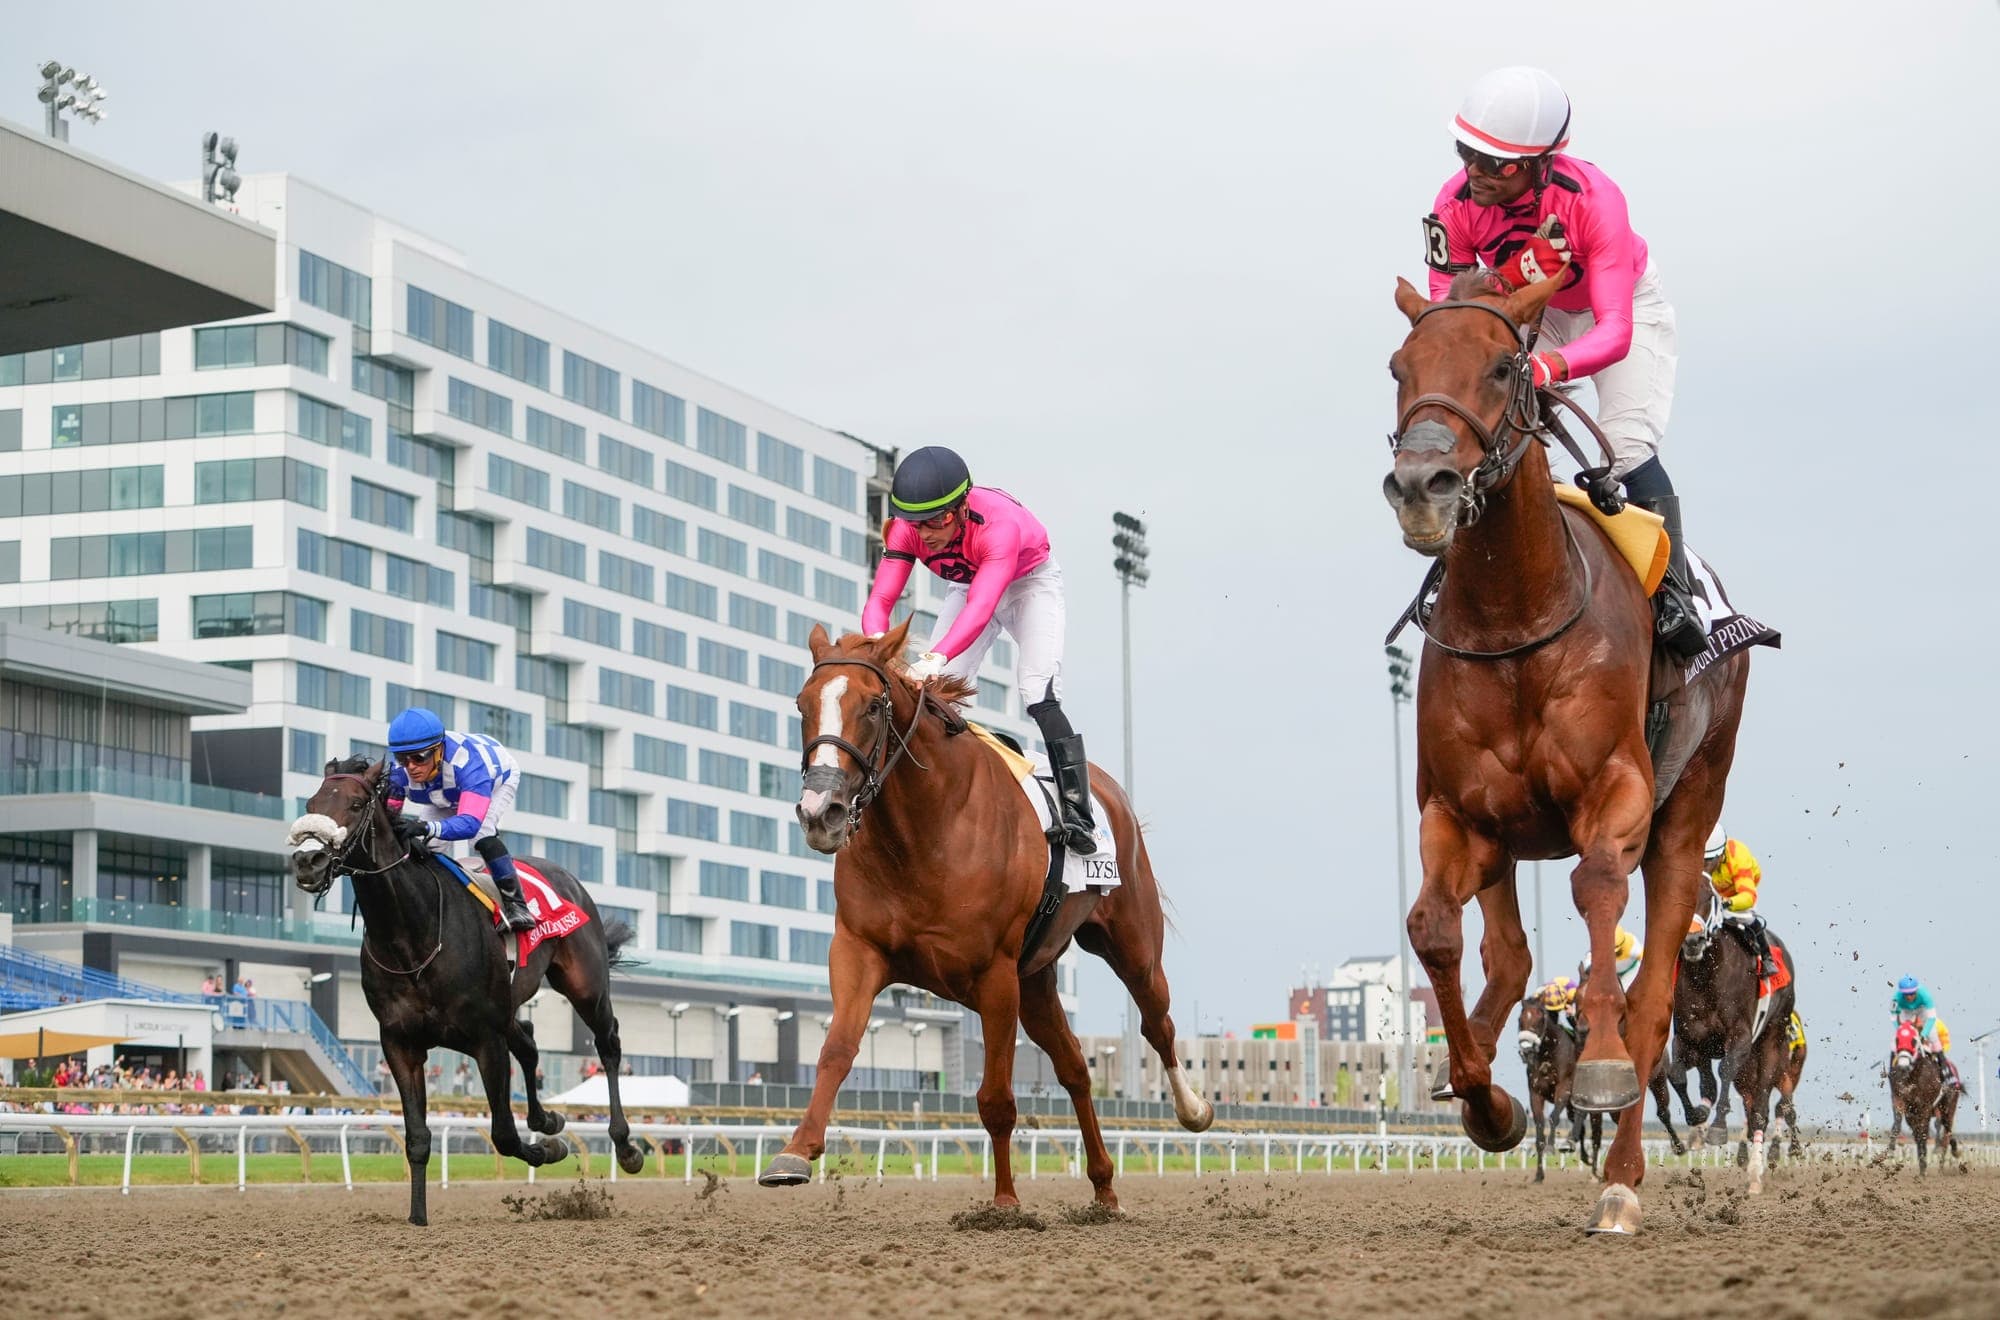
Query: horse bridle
798 656 937 833
299 770 443 977
1387 298 1544 527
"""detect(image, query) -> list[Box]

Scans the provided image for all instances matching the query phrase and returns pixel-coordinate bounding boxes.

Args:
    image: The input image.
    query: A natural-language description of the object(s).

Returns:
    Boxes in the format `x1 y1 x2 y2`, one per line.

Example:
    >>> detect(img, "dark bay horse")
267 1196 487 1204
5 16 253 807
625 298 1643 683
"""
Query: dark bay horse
1771 1018 1807 1161
1671 904 1796 1193
1383 272 1753 1233
289 757 643 1225
1516 996 1592 1181
756 621 1212 1208
1889 1024 1960 1175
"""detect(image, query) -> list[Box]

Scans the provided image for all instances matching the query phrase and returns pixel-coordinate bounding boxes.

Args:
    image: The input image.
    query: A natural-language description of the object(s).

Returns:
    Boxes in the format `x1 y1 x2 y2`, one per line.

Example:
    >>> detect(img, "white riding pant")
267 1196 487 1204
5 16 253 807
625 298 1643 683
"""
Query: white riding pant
929 559 1066 711
1538 262 1677 480
414 773 516 847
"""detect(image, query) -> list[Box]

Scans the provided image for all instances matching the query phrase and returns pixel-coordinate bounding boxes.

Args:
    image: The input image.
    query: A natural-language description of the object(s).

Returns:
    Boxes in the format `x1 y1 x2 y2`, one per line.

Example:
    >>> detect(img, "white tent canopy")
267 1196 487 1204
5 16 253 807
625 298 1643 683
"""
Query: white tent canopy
546 1074 689 1108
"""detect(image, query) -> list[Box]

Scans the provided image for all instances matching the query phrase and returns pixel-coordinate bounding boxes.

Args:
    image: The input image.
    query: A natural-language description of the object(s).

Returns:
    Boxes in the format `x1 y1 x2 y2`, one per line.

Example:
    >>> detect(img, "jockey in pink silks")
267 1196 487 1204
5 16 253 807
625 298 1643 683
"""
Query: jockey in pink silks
1423 66 1706 658
860 445 1098 853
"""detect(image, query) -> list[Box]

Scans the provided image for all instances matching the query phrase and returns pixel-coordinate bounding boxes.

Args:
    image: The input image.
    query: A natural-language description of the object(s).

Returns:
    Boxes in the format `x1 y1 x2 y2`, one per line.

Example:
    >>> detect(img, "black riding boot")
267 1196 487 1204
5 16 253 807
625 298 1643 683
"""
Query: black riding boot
477 836 537 933
1622 458 1710 660
1027 695 1099 855
1747 913 1771 977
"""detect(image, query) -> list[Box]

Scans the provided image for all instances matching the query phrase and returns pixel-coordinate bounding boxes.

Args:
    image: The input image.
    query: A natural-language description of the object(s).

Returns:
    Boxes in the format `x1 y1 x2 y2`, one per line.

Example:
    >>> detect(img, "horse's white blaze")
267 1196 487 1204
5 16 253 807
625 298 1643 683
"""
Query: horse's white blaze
810 675 849 769
1167 1064 1210 1127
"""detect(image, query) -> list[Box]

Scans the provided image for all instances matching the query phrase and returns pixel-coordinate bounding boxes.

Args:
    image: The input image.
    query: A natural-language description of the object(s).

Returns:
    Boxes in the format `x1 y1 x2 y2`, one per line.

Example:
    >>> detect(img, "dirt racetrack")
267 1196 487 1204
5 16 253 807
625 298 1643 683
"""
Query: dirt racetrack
3 1159 1996 1319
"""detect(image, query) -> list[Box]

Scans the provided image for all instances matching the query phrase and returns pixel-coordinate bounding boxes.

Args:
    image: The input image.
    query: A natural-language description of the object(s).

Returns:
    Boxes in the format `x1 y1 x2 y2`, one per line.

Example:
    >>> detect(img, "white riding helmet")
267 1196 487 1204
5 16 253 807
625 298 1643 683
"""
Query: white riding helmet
1451 66 1572 159
1703 824 1728 866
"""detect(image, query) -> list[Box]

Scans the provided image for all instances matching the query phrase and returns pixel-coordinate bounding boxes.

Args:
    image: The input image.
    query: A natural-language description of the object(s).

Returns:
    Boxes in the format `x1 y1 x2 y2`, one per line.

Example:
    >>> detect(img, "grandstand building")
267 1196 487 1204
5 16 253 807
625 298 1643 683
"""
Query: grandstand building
0 163 1071 1092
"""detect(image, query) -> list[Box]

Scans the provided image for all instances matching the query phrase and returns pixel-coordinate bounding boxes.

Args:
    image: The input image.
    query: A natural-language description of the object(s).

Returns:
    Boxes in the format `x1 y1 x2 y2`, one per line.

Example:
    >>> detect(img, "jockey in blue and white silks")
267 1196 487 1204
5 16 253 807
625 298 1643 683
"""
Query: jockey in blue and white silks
386 707 534 932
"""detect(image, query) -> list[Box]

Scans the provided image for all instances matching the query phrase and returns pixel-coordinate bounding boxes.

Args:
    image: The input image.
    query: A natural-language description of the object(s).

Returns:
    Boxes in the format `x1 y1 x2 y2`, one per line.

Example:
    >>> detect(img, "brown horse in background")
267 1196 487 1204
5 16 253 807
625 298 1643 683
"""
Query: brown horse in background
1516 996 1593 1181
1889 1024 1960 1175
1382 272 1753 1233
756 621 1212 1208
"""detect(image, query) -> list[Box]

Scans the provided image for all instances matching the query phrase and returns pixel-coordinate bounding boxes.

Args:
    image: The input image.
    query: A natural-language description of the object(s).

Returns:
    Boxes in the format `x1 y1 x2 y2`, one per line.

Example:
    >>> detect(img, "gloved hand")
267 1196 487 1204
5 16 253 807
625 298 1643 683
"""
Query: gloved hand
906 651 948 682
390 814 433 851
1529 351 1568 389
1496 216 1574 291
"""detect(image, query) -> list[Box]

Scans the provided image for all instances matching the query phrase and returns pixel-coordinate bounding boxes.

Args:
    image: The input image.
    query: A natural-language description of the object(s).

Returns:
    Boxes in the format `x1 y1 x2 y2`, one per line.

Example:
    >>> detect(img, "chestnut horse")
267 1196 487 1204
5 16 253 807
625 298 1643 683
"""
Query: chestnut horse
1382 271 1753 1234
755 621 1212 1207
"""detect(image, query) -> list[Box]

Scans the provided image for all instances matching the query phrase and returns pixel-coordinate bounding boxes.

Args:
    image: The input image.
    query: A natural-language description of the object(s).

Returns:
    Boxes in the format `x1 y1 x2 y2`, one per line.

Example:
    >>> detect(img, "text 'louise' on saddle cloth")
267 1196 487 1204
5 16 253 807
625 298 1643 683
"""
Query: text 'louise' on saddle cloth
439 855 591 962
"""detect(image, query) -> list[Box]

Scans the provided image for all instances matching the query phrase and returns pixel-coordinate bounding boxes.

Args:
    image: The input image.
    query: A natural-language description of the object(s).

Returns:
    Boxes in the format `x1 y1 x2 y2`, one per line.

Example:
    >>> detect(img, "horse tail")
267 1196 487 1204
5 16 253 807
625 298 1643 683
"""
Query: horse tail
601 917 640 970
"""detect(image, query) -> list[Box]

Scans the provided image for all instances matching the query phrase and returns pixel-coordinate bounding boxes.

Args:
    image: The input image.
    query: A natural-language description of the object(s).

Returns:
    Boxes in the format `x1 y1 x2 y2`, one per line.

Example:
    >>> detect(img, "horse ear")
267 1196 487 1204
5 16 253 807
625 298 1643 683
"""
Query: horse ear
808 623 832 661
323 758 340 777
878 616 913 660
1394 277 1429 326
1502 273 1565 326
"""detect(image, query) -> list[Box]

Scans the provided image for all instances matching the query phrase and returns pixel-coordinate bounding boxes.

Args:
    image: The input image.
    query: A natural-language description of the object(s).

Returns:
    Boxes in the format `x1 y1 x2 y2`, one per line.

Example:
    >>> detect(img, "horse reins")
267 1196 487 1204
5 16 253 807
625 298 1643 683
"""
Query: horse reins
317 770 444 978
798 656 949 833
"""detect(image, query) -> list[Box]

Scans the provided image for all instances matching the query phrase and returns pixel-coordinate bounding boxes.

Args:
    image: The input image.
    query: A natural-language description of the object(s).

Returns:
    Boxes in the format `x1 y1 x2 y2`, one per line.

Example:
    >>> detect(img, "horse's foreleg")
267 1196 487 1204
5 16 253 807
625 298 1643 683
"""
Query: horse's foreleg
1566 766 1654 1115
973 968 1023 1207
1408 810 1520 1151
1530 1090 1547 1182
761 927 886 1186
477 1034 559 1169
382 1034 433 1227
1019 962 1116 1207
1650 1066 1686 1156
505 1018 559 1138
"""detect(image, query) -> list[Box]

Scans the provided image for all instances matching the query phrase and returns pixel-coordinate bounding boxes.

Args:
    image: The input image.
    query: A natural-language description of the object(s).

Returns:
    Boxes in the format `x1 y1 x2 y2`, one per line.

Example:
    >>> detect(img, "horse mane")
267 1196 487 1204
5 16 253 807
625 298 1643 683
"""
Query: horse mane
329 753 378 776
1447 268 1510 301
825 631 978 710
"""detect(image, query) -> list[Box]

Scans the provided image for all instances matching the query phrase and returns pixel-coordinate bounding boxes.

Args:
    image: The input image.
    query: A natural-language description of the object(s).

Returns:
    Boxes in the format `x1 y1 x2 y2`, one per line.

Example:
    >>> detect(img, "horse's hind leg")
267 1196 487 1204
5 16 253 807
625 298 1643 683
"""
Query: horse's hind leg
548 945 641 1173
1530 1092 1547 1182
1407 814 1522 1151
1464 880 1534 1086
382 1033 435 1226
1649 1066 1685 1156
1018 961 1116 1208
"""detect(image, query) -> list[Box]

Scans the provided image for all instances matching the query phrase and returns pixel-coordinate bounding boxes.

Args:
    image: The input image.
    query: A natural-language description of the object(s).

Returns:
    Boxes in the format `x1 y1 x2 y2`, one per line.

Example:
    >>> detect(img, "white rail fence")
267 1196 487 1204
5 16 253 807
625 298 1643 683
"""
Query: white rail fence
2 1112 1989 1195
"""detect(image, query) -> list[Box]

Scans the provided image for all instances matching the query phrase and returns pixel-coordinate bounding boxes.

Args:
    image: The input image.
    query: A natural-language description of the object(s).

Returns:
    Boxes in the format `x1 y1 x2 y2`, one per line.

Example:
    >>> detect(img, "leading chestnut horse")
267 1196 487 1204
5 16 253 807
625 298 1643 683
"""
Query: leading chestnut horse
1382 270 1753 1233
755 620 1213 1208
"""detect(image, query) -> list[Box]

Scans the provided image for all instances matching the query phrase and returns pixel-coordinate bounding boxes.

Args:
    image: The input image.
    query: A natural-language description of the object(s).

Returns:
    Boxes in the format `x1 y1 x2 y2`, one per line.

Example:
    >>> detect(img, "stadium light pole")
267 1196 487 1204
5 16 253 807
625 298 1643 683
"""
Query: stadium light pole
37 62 109 142
202 132 242 206
1972 1025 2000 1132
1112 512 1150 1103
1386 644 1416 1116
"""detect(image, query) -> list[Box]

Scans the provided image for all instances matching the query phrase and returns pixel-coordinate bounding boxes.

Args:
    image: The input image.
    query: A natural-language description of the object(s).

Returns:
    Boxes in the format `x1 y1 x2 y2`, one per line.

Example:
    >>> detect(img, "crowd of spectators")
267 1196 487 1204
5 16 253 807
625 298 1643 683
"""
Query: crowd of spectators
0 1055 295 1116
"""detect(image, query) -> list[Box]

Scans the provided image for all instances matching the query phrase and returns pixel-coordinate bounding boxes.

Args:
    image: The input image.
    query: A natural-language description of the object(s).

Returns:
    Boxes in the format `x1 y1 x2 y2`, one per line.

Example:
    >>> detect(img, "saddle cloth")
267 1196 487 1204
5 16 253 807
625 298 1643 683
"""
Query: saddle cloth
965 723 1122 895
435 854 592 963
1553 483 1669 595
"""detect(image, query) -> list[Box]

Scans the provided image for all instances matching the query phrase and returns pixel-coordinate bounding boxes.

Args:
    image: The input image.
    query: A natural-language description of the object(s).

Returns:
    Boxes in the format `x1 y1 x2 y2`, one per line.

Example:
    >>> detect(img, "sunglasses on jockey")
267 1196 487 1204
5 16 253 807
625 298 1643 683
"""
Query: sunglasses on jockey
394 743 444 772
1455 105 1570 181
915 506 959 531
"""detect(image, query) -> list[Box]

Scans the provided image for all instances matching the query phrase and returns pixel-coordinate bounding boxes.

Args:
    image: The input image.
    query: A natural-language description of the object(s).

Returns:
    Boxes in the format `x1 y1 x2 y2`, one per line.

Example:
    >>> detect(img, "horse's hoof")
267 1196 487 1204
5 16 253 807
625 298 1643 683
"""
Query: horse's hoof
1688 1103 1712 1128
757 1153 814 1187
1429 1060 1455 1102
1670 1138 1687 1156
618 1144 647 1176
540 1110 567 1136
409 1213 428 1227
1572 1060 1642 1113
1583 1183 1642 1236
1177 1095 1215 1134
542 1137 569 1164
1461 1089 1528 1153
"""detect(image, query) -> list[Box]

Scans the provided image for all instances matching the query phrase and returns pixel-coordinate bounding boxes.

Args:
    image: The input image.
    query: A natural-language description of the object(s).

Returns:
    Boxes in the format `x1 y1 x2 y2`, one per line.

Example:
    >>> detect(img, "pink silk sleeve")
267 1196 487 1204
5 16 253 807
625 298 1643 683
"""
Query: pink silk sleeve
1426 176 1475 301
932 522 1022 659
862 553 914 635
1553 184 1639 380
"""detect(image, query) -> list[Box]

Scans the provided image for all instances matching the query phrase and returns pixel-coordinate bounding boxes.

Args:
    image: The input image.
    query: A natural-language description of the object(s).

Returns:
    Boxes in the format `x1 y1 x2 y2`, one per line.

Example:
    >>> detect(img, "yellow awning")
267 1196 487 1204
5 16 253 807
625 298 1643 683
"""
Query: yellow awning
0 1029 133 1060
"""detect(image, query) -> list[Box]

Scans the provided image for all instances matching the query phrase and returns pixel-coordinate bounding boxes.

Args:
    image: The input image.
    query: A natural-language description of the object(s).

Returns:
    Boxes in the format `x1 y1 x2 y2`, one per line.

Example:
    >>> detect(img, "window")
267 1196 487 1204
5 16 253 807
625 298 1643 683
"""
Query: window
488 453 550 508
729 702 778 745
385 684 454 726
516 773 570 818
730 921 779 960
813 570 859 614
698 639 749 684
633 734 686 778
0 543 19 584
669 799 720 842
384 555 454 607
696 408 747 467
760 871 807 909
699 749 749 792
517 654 568 701
437 510 495 562
840 528 871 567
632 620 685 666
448 377 513 436
525 407 586 462
727 594 778 639
288 729 326 776
470 583 533 629
785 507 832 553
296 396 371 454
727 484 777 532
299 529 371 588
191 592 325 641
659 914 705 953
297 661 370 717
1 598 157 642
350 609 413 662
598 666 654 715
351 357 412 406
757 550 805 596
563 598 621 649
563 480 621 532
0 333 159 386
0 409 18 452
758 657 806 699
55 392 255 448
790 928 833 965
597 434 653 488
589 789 638 830
697 529 748 576
525 528 588 581
464 701 530 746
665 685 717 730
388 432 454 484
436 631 496 681
663 459 716 510
756 433 806 490
759 763 802 802
598 550 653 601
632 505 685 554
407 287 474 358
622 853 672 894
633 380 685 441
562 350 620 417
489 320 550 389
3 465 166 515
546 723 599 763
351 479 416 533
541 838 602 885
731 811 779 852
813 456 858 511
298 250 372 327
663 573 717 620
51 528 252 579
194 324 329 374
817 878 836 913
700 861 749 901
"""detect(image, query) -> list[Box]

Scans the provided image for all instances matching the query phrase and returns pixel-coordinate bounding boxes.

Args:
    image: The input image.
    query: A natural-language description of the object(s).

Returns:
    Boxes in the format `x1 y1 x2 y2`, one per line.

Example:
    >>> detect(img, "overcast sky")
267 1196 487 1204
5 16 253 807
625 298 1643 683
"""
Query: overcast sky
18 2 2000 1123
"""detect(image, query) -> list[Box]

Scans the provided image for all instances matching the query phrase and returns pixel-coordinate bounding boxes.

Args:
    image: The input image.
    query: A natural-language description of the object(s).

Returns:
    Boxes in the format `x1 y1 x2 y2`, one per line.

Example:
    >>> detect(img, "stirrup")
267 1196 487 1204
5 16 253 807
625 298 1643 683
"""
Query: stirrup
500 900 537 933
1654 589 1708 660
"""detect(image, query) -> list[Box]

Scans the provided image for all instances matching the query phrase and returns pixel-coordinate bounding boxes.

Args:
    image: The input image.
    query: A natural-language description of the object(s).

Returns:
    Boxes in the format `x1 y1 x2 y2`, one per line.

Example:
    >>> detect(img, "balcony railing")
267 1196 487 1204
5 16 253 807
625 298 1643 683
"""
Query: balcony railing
16 897 362 948
3 766 288 820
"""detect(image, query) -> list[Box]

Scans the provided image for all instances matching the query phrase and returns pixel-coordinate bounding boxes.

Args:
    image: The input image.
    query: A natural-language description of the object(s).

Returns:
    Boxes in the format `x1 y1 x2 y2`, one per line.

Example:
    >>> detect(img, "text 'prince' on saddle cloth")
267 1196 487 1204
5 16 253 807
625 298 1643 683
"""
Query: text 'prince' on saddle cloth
1680 553 1781 684
966 723 1123 895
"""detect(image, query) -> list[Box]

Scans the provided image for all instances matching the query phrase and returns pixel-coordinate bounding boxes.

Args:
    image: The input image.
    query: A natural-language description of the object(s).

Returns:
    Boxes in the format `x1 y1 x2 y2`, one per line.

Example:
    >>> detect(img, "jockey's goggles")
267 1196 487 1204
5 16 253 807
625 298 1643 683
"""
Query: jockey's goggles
1455 141 1523 178
915 507 959 530
394 744 443 770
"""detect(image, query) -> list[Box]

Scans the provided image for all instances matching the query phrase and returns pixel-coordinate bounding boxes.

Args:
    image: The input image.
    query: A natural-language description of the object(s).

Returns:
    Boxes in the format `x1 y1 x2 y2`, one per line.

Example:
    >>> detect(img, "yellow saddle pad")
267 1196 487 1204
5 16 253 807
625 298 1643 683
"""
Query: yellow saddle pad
1552 484 1670 597
967 722 1036 784
1786 1011 1806 1052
